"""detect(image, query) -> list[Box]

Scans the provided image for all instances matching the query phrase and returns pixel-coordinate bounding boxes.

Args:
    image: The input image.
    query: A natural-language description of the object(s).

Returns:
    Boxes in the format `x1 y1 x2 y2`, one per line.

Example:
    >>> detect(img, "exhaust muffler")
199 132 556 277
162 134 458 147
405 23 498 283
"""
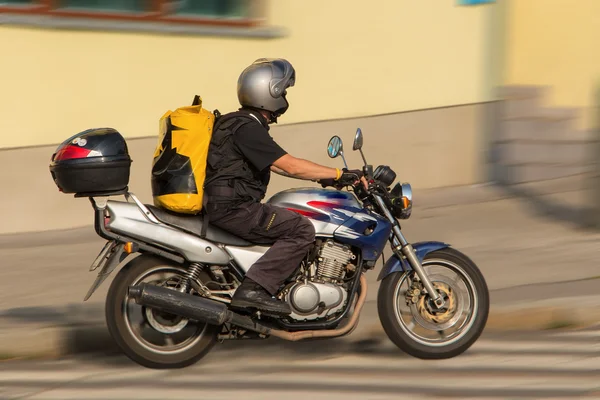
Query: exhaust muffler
128 274 368 342
128 283 271 335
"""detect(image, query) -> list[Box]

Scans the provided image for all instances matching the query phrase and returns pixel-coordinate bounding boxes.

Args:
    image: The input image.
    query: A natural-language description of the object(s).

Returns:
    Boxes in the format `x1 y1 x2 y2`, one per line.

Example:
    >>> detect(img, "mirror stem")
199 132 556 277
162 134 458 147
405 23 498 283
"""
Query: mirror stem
358 149 368 166
340 151 349 169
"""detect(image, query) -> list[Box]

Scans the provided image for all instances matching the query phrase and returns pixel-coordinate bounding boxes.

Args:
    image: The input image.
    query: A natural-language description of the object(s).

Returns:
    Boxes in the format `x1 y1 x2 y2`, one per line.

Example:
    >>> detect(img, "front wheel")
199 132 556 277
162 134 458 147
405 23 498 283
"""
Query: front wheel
377 248 489 359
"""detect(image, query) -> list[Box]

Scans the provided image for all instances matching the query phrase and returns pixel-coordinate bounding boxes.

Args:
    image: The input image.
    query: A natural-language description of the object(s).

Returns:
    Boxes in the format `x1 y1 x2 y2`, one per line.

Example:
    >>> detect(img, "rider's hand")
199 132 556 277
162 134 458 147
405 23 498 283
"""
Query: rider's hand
338 169 364 186
360 176 369 190
318 177 338 188
318 169 364 189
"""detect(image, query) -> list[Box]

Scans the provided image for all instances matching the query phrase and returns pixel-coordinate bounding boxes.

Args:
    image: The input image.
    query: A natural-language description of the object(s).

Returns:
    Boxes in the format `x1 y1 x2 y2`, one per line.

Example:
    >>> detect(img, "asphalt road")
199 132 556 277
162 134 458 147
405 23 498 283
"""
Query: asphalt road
1 326 599 399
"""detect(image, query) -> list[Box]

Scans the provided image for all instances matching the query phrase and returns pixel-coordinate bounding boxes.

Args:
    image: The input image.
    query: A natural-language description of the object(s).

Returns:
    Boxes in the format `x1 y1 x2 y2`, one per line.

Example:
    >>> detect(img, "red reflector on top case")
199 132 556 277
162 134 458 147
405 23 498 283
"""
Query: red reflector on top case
53 145 92 161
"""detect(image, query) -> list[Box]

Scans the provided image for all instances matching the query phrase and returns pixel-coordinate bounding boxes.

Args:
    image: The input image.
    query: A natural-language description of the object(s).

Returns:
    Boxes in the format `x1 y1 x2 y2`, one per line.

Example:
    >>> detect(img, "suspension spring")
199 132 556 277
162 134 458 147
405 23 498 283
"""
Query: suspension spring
179 263 203 293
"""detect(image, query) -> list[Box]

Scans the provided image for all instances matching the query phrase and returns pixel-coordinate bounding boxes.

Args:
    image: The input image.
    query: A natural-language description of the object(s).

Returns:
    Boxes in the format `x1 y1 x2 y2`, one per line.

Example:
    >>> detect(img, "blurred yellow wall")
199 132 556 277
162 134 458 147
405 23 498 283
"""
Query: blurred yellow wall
504 0 600 131
0 0 493 149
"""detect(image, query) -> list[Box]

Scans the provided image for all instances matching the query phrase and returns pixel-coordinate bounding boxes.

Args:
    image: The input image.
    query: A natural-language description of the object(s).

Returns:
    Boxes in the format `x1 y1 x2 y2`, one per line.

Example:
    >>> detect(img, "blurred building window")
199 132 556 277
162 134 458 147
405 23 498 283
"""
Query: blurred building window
59 0 147 13
457 0 495 4
175 0 247 18
0 0 36 4
0 0 259 26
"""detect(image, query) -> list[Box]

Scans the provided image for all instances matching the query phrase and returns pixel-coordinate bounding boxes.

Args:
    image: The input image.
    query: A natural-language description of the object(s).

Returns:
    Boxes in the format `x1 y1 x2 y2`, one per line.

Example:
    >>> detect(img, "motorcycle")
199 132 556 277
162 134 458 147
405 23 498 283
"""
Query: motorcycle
49 127 489 369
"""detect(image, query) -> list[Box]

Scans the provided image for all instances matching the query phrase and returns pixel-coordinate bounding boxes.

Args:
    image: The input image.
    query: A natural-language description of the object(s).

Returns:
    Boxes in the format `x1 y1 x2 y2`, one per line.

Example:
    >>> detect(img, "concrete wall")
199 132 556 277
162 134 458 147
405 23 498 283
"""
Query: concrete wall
490 0 600 187
504 0 600 132
0 103 488 235
0 0 495 149
488 85 599 229
493 86 593 185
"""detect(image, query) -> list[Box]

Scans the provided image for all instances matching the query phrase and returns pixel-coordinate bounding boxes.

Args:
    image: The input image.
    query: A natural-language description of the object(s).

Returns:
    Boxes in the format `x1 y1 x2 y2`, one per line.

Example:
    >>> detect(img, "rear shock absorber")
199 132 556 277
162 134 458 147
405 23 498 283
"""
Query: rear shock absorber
179 263 203 293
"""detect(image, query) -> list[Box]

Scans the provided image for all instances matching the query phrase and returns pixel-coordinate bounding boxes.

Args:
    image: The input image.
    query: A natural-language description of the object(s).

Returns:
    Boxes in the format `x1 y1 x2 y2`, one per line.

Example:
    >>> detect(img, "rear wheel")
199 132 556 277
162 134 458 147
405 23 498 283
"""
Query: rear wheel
105 255 219 369
377 248 489 359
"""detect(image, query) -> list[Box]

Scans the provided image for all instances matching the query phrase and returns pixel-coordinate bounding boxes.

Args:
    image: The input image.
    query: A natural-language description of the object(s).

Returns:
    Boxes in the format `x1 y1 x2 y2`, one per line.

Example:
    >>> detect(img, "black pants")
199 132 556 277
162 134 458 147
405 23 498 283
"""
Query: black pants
206 201 316 295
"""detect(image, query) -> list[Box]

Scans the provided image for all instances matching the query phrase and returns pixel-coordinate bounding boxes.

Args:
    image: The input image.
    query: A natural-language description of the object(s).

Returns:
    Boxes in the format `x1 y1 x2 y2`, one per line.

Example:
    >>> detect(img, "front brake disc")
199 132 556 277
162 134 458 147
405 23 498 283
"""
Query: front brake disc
409 274 464 331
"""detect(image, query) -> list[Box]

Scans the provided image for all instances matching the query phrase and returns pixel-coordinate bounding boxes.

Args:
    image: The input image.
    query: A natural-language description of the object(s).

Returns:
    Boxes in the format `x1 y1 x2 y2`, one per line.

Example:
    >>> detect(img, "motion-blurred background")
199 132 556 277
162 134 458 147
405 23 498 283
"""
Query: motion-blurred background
0 0 599 232
0 1 598 398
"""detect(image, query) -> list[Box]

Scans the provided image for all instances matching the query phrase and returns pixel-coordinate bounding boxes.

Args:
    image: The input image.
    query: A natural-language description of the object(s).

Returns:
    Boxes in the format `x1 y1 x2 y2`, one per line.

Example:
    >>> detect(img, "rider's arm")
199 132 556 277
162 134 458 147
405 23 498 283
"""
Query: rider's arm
232 122 339 181
270 164 299 179
271 154 339 180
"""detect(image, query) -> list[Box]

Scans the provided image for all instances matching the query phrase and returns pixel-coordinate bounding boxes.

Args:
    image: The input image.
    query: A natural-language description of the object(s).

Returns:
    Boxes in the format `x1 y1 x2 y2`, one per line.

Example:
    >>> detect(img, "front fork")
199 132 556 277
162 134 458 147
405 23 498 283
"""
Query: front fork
373 195 445 308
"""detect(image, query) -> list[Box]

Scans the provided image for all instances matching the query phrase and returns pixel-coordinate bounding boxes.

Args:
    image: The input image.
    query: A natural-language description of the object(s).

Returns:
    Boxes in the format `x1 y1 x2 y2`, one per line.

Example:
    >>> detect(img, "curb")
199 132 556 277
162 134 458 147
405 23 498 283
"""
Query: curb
486 300 600 332
1 298 598 361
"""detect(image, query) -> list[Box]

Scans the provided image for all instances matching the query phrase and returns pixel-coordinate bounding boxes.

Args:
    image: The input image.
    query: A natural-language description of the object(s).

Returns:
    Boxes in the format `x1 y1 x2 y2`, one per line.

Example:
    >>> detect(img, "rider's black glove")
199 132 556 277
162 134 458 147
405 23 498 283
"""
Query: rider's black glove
318 178 337 188
318 169 363 188
338 169 364 186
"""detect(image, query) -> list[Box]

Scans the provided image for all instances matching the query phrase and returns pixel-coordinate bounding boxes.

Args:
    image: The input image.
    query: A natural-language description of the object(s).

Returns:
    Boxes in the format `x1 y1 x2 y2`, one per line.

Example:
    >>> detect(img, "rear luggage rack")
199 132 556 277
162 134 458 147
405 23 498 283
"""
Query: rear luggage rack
74 188 129 198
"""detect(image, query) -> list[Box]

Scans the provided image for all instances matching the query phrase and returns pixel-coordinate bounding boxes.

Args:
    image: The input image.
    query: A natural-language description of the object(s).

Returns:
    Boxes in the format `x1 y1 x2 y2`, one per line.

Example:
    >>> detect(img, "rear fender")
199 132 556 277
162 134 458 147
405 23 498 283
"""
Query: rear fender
84 241 134 301
377 241 450 281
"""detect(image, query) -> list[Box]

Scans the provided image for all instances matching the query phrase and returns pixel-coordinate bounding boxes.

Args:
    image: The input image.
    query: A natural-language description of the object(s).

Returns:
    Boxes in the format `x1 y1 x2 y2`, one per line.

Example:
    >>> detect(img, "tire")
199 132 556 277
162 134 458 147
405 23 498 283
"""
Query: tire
105 255 219 369
377 247 489 360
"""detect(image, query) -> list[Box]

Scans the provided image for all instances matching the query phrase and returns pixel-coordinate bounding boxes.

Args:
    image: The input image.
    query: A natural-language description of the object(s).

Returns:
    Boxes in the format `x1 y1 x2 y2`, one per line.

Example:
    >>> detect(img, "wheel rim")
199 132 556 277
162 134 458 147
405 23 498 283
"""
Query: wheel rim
122 265 211 355
392 258 479 347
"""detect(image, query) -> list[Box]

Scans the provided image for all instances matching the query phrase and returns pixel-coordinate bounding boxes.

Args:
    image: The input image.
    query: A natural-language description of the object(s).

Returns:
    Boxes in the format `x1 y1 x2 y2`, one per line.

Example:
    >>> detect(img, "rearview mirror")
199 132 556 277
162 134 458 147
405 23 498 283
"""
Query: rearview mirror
327 136 343 158
353 128 363 151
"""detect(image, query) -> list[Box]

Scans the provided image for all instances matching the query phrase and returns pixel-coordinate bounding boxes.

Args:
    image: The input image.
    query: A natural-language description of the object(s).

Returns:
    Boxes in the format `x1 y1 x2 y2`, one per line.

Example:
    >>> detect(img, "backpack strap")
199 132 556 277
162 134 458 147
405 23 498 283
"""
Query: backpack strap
213 111 257 132
200 193 209 239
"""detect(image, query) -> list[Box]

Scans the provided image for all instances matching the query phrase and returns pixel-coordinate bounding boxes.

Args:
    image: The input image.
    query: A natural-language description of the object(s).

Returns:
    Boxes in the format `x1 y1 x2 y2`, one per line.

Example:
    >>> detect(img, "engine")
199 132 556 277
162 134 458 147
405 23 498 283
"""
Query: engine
283 240 356 321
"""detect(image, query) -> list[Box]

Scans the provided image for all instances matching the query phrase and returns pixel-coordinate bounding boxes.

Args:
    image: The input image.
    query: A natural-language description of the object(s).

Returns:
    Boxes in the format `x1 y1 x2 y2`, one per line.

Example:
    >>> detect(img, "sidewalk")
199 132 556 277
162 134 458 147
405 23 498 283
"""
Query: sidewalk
1 182 599 359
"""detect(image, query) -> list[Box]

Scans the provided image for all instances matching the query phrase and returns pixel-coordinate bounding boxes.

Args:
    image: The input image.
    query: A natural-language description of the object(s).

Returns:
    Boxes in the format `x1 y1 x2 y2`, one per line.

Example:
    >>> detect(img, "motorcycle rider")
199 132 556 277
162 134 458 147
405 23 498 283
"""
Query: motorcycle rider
204 58 363 316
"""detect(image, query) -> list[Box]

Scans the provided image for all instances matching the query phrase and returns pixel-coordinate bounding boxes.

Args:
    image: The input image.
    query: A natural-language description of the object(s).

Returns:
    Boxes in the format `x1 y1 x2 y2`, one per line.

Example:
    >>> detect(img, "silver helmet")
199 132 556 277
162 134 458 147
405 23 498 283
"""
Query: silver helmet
237 58 296 122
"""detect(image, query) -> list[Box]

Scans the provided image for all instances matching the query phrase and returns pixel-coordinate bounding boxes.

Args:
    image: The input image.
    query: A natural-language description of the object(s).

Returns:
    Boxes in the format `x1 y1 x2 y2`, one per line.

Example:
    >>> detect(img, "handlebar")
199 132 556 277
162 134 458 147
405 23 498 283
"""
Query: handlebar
319 171 407 221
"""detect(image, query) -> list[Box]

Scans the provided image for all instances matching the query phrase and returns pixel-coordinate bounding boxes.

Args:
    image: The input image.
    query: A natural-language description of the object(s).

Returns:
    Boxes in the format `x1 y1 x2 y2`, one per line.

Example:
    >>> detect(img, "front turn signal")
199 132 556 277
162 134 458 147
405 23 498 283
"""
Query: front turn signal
401 196 410 209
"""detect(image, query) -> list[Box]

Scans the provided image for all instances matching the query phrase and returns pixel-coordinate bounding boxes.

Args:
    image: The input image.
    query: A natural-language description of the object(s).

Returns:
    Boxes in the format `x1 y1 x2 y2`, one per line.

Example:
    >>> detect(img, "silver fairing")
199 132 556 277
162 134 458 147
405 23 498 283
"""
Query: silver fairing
105 187 364 273
223 245 269 273
105 201 230 265
267 187 363 236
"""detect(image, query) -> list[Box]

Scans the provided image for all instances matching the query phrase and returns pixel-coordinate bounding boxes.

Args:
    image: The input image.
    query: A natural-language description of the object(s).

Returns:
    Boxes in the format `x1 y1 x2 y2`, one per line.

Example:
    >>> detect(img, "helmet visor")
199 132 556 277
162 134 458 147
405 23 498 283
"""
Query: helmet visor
269 59 295 98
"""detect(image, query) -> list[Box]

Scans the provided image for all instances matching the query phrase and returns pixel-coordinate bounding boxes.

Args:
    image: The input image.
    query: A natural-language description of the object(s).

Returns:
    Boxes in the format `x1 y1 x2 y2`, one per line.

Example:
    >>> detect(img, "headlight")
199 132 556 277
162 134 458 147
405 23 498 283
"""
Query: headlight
390 182 412 219
400 183 412 204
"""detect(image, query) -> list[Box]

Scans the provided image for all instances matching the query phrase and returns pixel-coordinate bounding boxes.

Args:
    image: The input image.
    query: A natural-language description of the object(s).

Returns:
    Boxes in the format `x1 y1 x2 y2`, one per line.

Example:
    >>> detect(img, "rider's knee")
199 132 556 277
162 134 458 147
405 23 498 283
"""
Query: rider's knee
297 218 316 245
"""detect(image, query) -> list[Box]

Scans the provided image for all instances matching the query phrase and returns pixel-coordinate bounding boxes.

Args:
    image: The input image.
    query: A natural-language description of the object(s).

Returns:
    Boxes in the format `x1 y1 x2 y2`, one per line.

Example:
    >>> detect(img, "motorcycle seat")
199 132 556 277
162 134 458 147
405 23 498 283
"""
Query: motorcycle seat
145 205 253 247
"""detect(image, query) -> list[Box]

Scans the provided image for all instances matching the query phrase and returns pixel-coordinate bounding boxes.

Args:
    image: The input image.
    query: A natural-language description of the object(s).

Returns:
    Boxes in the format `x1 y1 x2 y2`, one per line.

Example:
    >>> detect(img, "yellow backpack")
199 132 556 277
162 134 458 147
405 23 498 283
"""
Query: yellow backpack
151 95 217 214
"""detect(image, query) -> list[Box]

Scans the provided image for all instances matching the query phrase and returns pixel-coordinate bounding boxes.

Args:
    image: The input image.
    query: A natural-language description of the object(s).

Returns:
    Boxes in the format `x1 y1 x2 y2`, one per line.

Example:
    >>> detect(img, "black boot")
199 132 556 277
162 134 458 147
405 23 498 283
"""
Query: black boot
231 278 291 316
